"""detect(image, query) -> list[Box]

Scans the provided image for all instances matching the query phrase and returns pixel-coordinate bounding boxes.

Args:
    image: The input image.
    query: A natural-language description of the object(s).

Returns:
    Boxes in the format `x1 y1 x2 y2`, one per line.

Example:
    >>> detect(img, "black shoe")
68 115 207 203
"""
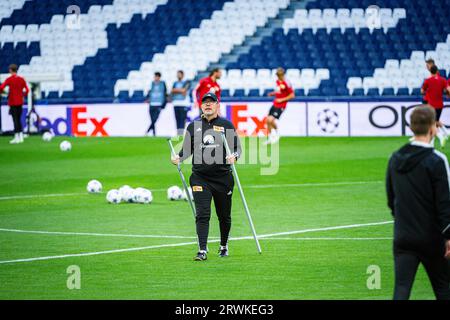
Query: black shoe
218 246 228 258
194 251 207 261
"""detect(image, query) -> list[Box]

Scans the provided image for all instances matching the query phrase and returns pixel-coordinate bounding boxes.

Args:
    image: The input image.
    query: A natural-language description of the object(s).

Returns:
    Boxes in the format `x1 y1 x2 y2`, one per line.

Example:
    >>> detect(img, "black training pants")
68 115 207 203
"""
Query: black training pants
174 106 188 133
147 105 163 135
10 105 23 133
190 172 234 251
393 245 450 300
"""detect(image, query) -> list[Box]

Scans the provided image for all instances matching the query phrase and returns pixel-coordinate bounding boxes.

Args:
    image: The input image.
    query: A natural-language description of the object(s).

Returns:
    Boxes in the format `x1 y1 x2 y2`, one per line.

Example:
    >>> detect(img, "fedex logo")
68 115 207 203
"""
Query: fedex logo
37 106 109 136
226 104 267 136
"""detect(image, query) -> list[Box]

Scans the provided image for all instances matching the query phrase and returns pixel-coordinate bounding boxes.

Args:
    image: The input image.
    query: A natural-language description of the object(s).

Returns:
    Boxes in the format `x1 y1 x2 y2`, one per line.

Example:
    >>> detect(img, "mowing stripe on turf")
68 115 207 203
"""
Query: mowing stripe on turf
0 180 383 201
0 220 393 265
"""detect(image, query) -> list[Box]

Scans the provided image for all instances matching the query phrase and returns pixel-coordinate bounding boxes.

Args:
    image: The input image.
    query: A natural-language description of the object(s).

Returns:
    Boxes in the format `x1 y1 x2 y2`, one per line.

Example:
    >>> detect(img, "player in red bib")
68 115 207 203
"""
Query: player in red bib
0 64 29 144
421 65 449 147
193 68 222 109
265 67 295 144
423 59 440 105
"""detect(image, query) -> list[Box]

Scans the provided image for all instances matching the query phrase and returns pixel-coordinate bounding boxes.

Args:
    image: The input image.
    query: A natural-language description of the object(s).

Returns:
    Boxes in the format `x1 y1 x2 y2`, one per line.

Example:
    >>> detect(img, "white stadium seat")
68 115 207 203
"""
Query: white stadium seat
363 77 377 95
283 8 406 35
347 77 362 95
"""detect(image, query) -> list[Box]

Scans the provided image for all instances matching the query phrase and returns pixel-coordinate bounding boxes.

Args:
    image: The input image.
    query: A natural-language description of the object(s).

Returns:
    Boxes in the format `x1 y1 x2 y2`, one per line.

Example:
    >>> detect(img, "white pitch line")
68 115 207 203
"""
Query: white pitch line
0 180 382 201
256 221 393 238
0 228 201 239
0 220 391 240
0 193 86 201
262 237 393 241
0 241 200 265
0 220 393 265
245 180 382 189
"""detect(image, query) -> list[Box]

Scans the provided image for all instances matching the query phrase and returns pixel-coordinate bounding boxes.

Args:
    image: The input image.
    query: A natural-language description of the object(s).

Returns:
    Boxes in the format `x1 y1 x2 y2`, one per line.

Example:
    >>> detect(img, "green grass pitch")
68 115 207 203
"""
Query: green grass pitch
0 136 444 299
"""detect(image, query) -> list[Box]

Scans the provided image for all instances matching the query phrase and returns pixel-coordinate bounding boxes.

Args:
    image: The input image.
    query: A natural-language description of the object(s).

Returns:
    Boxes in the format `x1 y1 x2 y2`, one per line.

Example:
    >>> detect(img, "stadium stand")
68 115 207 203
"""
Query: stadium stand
0 0 449 102
0 0 113 27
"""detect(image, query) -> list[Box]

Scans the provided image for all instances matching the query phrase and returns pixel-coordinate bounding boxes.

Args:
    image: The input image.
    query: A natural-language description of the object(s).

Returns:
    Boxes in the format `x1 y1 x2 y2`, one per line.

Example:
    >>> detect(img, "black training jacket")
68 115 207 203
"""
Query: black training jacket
179 115 241 177
386 141 450 249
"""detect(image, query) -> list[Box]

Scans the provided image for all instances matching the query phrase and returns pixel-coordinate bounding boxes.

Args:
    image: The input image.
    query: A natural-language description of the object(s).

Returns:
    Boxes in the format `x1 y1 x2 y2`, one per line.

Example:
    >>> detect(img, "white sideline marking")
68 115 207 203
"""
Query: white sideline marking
0 221 393 265
256 221 393 238
0 228 200 239
0 181 382 201
0 220 391 240
0 193 86 201
0 241 199 265
246 181 382 189
264 237 392 241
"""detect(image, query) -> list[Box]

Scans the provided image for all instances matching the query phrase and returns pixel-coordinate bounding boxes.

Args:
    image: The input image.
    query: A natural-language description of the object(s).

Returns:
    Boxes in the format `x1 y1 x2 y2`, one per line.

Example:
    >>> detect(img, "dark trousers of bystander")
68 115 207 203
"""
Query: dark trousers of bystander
394 244 450 300
174 106 189 135
9 105 23 133
147 105 163 135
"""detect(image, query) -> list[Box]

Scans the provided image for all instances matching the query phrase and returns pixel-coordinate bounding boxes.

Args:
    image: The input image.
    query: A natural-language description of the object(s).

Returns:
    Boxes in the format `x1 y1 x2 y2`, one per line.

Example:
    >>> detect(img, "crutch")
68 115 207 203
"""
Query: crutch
167 139 199 250
221 133 262 254
167 139 196 220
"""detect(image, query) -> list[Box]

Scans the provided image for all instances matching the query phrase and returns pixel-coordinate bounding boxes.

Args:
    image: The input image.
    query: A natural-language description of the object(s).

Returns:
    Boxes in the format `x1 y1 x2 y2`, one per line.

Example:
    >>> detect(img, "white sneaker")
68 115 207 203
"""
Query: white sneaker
18 132 24 143
9 134 19 144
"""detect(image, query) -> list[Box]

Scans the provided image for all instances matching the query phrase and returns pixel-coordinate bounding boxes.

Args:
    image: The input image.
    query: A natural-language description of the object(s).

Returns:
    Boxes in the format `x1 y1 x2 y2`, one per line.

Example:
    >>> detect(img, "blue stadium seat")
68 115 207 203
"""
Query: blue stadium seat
397 88 410 96
367 89 379 96
219 89 229 98
130 91 144 102
382 88 395 96
233 89 245 98
247 89 260 97
0 42 40 73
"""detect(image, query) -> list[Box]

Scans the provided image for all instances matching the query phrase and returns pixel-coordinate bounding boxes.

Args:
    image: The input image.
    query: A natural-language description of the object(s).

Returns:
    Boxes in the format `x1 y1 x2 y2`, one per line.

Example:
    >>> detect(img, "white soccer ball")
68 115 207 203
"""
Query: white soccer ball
134 187 153 204
182 187 193 201
87 180 102 193
60 140 72 152
167 186 183 201
106 189 121 204
42 131 53 142
119 185 135 203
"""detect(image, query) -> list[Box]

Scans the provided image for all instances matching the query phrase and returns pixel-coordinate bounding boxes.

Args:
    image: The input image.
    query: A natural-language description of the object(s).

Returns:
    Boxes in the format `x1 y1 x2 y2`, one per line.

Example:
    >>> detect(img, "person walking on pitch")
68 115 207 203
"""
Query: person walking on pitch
171 92 241 261
421 65 449 147
265 67 295 145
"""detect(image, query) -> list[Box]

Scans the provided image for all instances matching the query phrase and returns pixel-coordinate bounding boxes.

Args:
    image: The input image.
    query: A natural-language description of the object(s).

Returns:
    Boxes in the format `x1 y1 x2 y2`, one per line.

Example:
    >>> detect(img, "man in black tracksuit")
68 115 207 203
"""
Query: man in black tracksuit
171 92 241 261
386 106 450 300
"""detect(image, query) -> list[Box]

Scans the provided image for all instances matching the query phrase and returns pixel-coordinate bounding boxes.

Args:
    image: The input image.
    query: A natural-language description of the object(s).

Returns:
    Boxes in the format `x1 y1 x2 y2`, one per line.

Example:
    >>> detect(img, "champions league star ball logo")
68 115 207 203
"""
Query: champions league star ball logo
317 109 339 133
